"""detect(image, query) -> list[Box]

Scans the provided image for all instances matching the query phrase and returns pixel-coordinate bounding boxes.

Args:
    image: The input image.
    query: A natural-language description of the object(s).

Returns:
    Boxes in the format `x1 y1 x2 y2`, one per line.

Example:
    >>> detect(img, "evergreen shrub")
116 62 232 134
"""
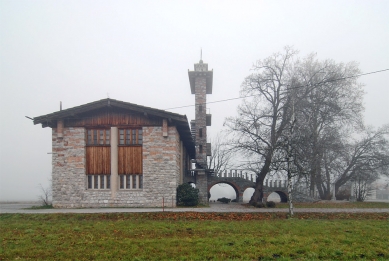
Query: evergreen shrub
176 183 199 206
266 201 276 208
254 202 265 208
217 197 231 204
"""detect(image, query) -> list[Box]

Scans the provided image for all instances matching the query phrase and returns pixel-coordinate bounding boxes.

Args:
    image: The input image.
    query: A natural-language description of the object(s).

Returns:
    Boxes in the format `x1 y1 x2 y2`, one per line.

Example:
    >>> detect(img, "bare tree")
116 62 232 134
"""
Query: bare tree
290 55 364 199
207 132 233 175
225 48 368 205
38 183 52 206
334 125 389 196
225 47 297 204
352 171 377 202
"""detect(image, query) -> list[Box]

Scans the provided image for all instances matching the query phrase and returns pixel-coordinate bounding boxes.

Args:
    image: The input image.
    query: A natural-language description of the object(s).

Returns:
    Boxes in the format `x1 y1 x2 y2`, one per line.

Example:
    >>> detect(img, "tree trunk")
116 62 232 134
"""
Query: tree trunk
287 173 293 216
249 177 265 204
249 155 271 204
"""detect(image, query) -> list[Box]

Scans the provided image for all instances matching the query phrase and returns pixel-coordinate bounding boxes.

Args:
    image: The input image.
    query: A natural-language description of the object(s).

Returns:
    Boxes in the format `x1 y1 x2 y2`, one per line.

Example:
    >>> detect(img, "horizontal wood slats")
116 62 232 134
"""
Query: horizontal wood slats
118 146 143 174
86 147 111 174
66 110 162 127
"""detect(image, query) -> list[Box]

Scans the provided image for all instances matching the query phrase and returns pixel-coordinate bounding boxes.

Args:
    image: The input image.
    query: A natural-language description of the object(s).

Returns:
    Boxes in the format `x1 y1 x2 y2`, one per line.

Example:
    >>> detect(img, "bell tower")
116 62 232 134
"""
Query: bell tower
188 57 213 204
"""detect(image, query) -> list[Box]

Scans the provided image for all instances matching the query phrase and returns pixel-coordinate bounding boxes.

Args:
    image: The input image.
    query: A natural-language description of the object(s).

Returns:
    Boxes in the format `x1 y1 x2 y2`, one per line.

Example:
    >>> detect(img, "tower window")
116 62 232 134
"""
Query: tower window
199 145 203 153
199 105 203 112
199 128 203 138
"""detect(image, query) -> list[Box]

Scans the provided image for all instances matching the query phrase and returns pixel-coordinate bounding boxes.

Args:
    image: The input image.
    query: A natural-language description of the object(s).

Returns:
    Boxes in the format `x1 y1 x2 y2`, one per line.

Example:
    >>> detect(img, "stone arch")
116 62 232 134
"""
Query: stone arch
242 186 255 203
270 190 288 203
208 181 241 202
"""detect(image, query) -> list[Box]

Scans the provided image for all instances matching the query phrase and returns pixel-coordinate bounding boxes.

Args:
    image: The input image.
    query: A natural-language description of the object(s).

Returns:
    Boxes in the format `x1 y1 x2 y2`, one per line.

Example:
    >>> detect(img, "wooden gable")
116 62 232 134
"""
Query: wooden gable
33 98 195 158
65 107 162 128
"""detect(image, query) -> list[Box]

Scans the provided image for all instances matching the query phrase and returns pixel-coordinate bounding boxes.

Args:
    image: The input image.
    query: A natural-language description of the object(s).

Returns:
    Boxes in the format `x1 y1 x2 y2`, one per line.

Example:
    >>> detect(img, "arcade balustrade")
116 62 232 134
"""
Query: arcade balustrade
210 169 288 188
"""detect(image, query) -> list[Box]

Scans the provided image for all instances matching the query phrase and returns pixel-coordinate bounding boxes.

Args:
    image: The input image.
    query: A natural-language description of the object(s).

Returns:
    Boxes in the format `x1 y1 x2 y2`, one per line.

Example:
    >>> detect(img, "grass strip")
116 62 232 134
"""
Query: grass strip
1 213 388 260
273 201 389 209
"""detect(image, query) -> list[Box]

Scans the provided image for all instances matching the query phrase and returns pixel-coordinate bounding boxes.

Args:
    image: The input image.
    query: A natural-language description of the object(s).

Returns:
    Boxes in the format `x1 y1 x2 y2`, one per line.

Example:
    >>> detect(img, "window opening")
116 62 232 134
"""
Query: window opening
86 129 110 145
132 130 136 145
106 130 110 145
88 176 92 189
94 176 98 189
100 175 105 189
132 175 137 189
93 130 98 145
107 176 110 189
139 175 143 189
118 129 142 145
126 130 131 144
117 175 143 190
126 175 131 189
119 129 124 145
120 175 124 189
99 130 104 145
138 129 143 144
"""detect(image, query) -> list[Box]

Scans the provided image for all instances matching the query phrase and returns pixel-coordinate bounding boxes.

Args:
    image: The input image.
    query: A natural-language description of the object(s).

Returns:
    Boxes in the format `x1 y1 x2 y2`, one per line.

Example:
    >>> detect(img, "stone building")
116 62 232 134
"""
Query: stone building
33 98 195 208
33 59 213 208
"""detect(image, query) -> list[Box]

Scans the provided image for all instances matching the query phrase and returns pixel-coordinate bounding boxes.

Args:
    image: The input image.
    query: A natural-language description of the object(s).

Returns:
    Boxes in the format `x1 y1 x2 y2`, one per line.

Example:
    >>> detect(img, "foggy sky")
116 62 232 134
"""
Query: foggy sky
1 0 388 201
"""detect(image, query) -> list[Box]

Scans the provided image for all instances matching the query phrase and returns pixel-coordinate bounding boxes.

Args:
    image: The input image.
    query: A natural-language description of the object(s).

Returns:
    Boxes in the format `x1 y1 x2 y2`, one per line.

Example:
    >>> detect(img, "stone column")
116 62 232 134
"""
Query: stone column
111 127 118 199
238 192 243 203
196 171 208 204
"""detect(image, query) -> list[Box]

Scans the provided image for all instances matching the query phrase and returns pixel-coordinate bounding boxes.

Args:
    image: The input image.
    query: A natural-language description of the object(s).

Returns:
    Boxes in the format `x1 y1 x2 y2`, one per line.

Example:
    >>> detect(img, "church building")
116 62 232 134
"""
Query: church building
33 59 213 208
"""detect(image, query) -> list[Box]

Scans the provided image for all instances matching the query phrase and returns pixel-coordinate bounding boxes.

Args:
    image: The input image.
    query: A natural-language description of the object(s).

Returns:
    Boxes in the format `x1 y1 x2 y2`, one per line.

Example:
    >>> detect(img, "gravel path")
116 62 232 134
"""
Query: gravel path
1 202 388 214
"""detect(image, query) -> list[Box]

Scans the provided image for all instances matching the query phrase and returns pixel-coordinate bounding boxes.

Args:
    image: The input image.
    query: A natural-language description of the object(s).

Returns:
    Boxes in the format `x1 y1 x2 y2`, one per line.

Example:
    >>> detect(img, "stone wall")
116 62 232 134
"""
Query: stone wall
142 126 181 207
52 126 183 208
52 127 86 208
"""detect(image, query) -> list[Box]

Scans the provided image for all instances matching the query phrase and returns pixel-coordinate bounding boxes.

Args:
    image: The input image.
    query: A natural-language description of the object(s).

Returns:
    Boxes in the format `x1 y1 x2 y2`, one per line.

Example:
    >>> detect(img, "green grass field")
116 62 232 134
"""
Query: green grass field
272 201 389 209
1 212 388 260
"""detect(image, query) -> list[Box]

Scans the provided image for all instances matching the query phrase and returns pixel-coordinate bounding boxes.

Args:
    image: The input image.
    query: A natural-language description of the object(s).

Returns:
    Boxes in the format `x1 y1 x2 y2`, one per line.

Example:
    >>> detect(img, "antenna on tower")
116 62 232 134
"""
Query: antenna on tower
200 48 202 61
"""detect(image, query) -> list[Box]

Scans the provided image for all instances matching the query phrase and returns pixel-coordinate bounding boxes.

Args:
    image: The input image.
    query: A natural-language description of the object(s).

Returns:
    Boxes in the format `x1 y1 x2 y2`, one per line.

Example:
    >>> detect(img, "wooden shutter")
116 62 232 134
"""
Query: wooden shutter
118 147 143 174
86 147 111 174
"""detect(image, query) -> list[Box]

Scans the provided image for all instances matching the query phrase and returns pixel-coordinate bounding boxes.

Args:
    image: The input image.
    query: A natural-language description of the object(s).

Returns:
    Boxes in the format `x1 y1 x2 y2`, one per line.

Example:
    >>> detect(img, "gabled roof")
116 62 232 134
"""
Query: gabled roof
33 98 195 157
